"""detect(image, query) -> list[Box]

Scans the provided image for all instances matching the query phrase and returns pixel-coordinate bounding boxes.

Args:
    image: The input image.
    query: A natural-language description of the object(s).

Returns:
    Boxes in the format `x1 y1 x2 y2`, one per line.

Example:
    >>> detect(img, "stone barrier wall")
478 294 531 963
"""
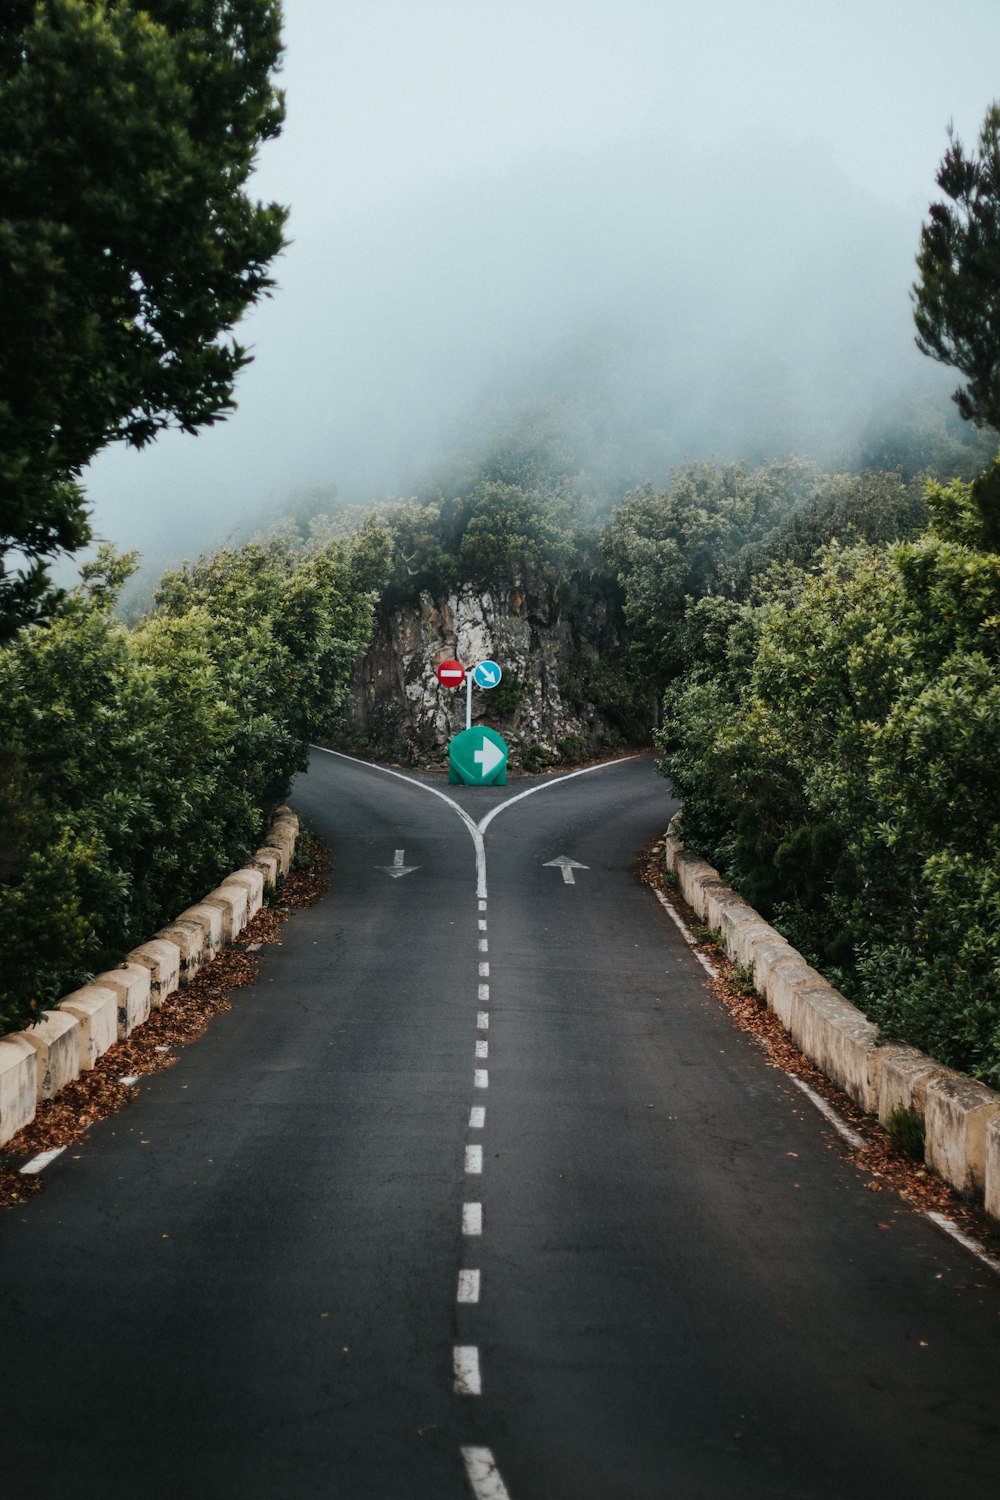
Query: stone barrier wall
0 808 299 1149
665 815 1000 1220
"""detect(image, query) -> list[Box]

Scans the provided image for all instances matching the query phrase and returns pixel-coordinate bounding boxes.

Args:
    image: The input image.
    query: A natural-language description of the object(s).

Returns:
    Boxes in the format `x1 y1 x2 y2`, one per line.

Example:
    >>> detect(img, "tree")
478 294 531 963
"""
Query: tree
0 0 287 637
912 102 1000 433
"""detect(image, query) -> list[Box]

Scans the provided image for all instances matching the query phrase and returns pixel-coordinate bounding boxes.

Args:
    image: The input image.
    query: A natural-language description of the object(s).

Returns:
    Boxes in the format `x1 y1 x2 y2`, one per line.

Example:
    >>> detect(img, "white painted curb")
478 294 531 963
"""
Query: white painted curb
0 810 297 1148
664 814 1000 1214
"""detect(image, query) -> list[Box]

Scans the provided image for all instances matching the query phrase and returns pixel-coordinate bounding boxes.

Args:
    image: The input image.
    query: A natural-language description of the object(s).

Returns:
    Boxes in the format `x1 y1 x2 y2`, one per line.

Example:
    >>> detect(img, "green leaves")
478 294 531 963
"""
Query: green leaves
0 0 286 635
0 527 387 1032
913 102 1000 437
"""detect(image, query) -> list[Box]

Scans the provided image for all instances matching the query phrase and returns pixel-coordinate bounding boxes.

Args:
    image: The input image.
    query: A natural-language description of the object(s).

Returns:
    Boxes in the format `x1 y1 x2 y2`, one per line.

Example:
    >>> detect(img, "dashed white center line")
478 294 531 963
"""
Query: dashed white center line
479 919 488 932
479 938 489 953
457 1268 481 1303
463 1202 483 1235
453 1345 482 1395
465 1144 483 1174
479 962 490 978
477 1011 489 1030
462 1447 512 1500
474 1068 489 1089
478 900 487 913
469 1106 486 1129
476 1039 489 1059
479 983 490 1001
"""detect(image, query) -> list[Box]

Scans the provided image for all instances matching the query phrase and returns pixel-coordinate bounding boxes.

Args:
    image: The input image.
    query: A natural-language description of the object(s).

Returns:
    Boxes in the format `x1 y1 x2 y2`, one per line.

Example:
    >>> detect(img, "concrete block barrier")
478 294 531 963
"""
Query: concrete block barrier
672 848 721 921
15 1010 82 1102
876 1045 947 1130
264 823 295 877
128 939 181 1009
204 882 249 945
787 984 881 1113
225 867 265 920
0 806 299 1139
93 963 152 1040
252 848 280 889
156 922 206 986
58 985 119 1069
924 1073 1000 1196
985 1118 1000 1220
663 816 1000 1218
748 935 803 1005
721 912 774 969
0 1036 38 1146
176 902 225 963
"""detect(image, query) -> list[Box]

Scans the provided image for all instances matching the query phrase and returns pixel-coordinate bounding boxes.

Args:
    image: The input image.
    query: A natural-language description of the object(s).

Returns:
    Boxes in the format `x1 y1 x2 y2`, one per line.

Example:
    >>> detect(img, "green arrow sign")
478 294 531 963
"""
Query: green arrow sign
448 726 508 786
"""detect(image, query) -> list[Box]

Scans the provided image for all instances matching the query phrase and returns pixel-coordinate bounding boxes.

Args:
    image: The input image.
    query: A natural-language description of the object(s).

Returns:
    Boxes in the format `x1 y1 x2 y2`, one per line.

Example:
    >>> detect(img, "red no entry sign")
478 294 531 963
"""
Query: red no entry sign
436 658 465 687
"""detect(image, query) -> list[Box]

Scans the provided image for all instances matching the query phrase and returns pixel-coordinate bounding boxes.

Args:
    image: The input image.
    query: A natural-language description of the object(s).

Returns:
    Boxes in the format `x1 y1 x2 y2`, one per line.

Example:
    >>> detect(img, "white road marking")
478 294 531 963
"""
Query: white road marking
469 1106 486 1129
18 1147 66 1176
479 983 490 1001
310 747 488 897
453 1345 482 1395
476 1040 489 1060
476 755 638 834
474 1068 489 1089
477 1012 489 1030
463 1202 483 1235
479 962 490 978
788 1075 866 1149
925 1211 1000 1274
311 745 638 901
479 937 489 953
376 847 420 879
461 1447 512 1500
543 855 589 885
465 1144 483 1174
479 919 488 932
457 1269 481 1303
653 889 721 975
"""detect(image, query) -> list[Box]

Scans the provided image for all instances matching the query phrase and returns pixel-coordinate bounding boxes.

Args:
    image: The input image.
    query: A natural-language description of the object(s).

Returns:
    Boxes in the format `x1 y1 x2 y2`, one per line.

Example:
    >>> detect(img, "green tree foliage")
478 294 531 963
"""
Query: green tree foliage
0 527 387 1033
0 0 287 637
659 467 1000 1084
601 458 822 687
913 103 1000 435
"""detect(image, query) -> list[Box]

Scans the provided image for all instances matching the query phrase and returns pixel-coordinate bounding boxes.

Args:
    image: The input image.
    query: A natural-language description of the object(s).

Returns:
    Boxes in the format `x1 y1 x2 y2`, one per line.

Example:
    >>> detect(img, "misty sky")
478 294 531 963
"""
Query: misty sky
81 0 1000 568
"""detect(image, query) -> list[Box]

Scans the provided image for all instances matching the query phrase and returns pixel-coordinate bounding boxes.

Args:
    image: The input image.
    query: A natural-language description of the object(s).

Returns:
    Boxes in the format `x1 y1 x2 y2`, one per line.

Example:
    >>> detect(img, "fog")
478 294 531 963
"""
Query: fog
79 0 1000 572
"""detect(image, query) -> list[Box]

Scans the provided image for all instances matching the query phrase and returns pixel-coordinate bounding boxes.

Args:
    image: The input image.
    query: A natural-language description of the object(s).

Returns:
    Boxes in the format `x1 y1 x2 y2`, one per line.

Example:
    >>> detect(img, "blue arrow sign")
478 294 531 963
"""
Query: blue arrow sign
473 659 502 689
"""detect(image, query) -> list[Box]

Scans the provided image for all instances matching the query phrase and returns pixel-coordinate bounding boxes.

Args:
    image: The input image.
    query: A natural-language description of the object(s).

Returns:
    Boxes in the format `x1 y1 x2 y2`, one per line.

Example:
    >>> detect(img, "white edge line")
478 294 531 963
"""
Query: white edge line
789 1075 866 1150
925 1210 1000 1274
310 746 488 899
461 1447 512 1500
477 755 639 834
19 1146 67 1176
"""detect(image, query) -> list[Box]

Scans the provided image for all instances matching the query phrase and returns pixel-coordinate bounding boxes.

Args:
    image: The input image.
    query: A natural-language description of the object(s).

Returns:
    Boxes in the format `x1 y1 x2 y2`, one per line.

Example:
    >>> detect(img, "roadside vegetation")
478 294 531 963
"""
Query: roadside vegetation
3 7 1000 1100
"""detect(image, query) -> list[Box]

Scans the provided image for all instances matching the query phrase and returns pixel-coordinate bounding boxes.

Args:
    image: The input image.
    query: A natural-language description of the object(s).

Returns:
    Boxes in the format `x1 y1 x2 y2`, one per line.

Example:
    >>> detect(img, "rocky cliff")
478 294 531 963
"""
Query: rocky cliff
339 575 644 768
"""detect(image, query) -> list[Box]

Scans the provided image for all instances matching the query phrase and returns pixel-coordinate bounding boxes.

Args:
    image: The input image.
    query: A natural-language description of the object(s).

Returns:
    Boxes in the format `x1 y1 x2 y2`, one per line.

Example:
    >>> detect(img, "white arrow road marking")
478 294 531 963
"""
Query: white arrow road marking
543 855 590 885
474 738 505 777
376 848 420 878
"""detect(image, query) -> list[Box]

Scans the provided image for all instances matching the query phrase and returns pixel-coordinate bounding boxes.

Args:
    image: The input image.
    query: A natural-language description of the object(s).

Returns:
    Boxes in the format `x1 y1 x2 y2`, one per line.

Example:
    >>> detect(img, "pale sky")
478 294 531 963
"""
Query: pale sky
81 1 1000 568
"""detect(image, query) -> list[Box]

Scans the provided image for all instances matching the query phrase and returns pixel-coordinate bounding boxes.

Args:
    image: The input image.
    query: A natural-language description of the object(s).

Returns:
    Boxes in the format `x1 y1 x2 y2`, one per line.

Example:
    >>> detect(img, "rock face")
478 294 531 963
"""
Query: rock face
341 577 636 765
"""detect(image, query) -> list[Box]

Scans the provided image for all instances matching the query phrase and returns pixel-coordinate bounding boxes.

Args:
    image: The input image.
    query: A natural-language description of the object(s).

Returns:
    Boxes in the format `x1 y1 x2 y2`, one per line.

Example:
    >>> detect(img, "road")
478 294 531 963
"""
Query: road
2 749 1000 1498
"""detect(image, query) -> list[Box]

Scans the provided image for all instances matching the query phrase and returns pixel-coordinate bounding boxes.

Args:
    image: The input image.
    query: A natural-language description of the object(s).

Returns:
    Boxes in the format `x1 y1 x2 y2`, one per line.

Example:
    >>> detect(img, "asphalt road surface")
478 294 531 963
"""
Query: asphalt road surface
3 750 1000 1499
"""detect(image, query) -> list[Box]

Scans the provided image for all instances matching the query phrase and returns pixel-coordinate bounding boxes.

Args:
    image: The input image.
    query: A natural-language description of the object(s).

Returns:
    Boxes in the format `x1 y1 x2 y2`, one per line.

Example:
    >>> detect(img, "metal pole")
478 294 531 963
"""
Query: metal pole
466 673 472 731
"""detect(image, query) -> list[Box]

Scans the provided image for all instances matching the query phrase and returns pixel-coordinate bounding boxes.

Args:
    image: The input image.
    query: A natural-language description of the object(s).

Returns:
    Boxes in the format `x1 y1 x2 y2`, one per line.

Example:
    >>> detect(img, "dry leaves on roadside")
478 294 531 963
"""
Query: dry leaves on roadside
0 835 331 1208
639 834 1000 1260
